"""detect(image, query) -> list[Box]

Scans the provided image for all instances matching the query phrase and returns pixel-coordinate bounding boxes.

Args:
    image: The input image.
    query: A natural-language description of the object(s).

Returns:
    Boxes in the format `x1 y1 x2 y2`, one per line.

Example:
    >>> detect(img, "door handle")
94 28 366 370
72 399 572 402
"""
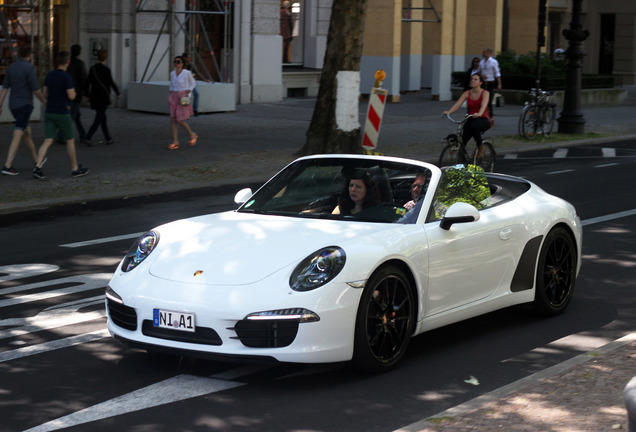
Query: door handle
499 227 512 240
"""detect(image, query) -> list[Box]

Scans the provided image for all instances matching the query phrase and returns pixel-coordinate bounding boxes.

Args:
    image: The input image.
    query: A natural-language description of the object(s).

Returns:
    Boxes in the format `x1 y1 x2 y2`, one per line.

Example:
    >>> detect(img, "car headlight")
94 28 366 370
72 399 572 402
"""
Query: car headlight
289 247 346 291
121 231 159 272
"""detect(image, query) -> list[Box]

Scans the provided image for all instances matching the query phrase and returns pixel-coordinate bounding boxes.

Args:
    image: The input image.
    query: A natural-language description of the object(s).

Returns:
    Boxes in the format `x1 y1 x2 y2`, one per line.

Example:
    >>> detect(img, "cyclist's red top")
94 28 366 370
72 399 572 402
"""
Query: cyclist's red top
467 89 490 119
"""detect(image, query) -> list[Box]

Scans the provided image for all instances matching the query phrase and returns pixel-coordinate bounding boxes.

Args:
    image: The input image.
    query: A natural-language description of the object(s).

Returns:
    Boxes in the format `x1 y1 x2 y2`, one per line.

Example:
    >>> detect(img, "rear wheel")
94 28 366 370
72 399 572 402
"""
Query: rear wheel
352 266 415 372
472 140 496 172
519 104 538 140
439 142 461 168
534 227 576 316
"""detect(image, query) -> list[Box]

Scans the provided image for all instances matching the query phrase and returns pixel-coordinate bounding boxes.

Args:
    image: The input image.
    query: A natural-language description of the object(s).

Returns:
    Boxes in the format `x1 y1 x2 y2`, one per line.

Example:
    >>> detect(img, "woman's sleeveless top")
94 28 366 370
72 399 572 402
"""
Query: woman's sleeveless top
467 89 490 119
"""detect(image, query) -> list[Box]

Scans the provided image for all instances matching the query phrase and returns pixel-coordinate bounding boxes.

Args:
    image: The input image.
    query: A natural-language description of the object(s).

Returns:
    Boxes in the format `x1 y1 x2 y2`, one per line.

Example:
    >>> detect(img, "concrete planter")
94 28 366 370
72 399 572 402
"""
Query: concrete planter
451 87 628 107
127 81 236 114
0 95 43 124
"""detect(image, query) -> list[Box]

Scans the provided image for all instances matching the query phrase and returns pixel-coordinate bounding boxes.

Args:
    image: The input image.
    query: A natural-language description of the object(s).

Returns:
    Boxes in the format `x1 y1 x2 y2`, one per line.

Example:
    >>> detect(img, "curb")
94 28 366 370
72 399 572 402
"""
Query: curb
1 133 634 220
394 332 636 432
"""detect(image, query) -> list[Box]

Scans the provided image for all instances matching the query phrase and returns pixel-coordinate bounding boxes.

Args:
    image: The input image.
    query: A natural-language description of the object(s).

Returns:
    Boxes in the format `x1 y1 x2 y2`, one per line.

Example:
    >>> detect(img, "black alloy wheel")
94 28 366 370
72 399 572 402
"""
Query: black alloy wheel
352 266 415 372
534 227 577 316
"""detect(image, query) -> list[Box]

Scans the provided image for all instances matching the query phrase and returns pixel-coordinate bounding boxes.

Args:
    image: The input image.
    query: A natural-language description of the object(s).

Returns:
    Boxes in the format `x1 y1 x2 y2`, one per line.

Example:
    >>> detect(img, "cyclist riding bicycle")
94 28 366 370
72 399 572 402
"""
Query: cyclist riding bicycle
442 73 492 159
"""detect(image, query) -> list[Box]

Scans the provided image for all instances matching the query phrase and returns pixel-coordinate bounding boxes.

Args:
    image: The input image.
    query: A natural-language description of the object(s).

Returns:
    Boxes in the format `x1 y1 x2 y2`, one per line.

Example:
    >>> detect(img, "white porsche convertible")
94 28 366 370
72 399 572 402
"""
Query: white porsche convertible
106 154 582 371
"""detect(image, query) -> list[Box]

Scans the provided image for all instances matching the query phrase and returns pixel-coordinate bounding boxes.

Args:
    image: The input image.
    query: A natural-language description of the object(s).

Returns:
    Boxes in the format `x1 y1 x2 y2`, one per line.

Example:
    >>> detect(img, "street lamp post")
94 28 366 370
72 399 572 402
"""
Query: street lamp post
557 0 590 134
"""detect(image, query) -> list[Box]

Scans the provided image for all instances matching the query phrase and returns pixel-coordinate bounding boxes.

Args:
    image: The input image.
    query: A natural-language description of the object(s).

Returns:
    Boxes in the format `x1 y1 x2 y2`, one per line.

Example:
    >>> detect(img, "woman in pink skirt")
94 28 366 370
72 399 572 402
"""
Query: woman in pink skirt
168 56 198 150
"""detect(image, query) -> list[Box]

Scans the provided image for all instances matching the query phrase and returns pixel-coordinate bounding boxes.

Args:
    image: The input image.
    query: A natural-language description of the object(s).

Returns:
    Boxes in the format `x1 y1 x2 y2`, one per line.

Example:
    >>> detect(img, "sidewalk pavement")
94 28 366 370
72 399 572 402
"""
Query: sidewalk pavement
2 88 636 216
1 88 636 431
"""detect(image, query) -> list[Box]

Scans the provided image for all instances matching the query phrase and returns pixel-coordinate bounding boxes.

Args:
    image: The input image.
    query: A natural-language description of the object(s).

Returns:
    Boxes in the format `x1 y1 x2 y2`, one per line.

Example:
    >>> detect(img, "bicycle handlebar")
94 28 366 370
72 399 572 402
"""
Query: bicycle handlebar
445 113 474 123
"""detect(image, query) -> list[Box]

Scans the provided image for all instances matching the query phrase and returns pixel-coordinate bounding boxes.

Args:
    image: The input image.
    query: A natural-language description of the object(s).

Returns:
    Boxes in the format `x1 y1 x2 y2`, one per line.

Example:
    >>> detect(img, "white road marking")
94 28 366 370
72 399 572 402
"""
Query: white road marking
0 264 59 282
553 148 569 158
593 163 619 168
503 154 518 159
582 209 636 226
0 329 109 363
22 366 271 432
0 296 105 340
60 232 144 248
0 273 112 307
546 169 574 175
602 147 616 157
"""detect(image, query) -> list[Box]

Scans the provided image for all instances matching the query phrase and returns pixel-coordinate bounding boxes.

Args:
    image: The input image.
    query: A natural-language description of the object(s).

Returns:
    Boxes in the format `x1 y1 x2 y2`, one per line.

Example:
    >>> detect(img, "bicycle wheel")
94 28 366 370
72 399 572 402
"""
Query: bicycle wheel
439 143 461 167
476 140 496 172
542 103 556 138
519 104 538 140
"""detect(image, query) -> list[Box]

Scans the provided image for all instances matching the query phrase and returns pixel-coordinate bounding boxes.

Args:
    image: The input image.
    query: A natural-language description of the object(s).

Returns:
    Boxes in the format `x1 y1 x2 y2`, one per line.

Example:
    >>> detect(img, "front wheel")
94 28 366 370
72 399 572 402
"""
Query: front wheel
439 142 461 168
352 266 415 372
541 103 556 138
534 227 577 316
519 104 538 140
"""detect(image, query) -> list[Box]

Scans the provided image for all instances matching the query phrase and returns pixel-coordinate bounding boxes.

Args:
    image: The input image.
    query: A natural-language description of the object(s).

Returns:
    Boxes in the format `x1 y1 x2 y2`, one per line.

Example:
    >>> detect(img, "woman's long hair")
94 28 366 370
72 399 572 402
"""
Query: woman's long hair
337 173 381 214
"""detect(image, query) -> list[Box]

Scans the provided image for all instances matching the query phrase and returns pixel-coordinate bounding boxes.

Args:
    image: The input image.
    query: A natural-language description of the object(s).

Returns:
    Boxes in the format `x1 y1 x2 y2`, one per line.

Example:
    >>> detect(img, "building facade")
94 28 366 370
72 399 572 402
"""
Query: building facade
0 0 633 111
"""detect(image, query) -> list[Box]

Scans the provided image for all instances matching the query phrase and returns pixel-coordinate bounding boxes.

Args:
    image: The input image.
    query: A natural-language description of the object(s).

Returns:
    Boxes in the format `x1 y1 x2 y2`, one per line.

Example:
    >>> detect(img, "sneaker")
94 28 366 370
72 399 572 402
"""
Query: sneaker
106 139 114 145
82 139 92 147
32 166 45 179
34 157 48 168
71 165 89 177
1 166 18 175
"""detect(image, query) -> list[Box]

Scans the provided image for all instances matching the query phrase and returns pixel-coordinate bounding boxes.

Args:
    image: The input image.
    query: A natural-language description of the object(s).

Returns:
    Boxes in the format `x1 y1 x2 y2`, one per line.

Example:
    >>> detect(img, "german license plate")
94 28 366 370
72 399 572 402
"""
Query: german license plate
153 308 196 332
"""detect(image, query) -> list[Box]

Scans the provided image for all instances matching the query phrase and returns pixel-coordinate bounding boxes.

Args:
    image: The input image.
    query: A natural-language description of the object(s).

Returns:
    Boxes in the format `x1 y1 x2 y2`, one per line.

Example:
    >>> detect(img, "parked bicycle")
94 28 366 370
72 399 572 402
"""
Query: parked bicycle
518 87 557 140
438 113 496 172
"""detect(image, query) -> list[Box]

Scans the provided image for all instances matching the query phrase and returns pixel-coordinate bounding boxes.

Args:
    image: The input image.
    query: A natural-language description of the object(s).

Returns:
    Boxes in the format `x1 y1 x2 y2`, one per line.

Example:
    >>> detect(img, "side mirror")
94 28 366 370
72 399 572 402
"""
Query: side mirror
440 202 480 230
234 188 253 205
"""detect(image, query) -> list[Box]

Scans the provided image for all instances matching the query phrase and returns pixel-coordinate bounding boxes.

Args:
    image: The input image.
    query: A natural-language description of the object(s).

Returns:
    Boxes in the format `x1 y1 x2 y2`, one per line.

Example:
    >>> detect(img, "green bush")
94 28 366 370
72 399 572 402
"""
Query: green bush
452 50 614 90
496 50 566 77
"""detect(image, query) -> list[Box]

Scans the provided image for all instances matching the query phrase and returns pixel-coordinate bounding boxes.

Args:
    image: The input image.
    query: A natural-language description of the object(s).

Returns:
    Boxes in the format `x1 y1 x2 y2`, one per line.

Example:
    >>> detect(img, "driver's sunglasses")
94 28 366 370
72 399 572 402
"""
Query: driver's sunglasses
412 183 425 189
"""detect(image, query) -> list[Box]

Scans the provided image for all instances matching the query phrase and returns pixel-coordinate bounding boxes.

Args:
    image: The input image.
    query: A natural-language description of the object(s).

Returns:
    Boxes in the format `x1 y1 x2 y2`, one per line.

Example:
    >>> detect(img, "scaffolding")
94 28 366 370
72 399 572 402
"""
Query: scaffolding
402 0 440 23
135 0 232 83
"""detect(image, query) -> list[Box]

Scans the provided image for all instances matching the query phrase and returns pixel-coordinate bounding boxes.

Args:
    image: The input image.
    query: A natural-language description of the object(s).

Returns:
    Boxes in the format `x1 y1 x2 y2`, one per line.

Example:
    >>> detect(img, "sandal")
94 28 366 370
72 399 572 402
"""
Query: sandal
168 143 179 150
188 133 198 147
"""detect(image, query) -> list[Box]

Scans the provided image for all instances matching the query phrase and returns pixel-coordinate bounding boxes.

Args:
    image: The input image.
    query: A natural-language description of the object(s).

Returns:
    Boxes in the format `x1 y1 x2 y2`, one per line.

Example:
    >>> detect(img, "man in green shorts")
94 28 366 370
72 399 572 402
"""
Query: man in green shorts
32 50 88 179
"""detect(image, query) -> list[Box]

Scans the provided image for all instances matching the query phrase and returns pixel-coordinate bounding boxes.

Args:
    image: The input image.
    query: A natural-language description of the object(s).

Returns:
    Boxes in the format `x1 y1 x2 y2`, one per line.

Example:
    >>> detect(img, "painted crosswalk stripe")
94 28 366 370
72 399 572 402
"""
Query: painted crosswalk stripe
22 366 270 432
0 264 60 282
0 274 112 307
0 329 109 363
60 232 144 248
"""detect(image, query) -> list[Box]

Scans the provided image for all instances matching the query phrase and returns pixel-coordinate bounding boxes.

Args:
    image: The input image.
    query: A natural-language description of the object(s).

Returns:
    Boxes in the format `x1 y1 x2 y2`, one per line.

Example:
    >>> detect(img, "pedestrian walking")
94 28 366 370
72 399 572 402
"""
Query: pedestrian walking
32 51 88 179
478 47 502 117
167 55 198 150
84 49 120 146
67 44 88 141
182 52 201 116
280 1 293 63
0 45 46 176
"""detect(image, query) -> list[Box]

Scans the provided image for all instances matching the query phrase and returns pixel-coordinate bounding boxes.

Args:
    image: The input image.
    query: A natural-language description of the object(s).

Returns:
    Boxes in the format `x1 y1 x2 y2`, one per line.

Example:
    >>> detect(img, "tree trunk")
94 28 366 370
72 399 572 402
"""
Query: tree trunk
297 0 368 156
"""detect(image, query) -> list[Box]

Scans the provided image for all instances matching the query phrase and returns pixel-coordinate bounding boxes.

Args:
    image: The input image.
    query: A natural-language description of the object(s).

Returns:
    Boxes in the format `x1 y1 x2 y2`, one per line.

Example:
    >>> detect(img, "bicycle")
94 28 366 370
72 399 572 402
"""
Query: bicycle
438 113 496 172
518 87 557 140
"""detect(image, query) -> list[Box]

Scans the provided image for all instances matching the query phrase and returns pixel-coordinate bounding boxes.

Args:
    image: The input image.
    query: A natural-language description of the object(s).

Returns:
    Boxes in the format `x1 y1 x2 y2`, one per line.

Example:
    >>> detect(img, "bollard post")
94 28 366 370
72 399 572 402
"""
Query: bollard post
625 376 636 432
361 70 387 153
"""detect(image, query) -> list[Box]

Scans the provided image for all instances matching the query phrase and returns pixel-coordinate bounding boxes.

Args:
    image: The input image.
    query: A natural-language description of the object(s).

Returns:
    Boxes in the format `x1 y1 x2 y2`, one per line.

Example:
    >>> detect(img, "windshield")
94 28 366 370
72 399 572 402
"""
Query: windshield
237 157 433 224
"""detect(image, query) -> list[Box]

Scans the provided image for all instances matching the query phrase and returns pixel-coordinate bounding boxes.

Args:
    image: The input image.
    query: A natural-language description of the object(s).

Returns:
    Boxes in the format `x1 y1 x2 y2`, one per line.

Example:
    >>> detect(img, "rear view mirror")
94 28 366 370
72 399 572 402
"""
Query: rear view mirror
440 202 480 230
234 188 253 205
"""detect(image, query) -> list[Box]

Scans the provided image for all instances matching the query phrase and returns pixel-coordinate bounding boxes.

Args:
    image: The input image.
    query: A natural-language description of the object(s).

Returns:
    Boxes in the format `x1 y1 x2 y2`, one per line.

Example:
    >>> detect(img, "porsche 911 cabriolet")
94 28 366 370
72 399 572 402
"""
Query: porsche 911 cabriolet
106 154 582 371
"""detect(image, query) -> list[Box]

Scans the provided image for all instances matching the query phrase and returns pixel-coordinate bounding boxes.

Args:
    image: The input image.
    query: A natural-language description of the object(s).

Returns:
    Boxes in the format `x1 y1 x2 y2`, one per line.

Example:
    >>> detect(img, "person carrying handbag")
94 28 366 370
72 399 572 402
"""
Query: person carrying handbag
84 49 120 146
167 55 198 150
